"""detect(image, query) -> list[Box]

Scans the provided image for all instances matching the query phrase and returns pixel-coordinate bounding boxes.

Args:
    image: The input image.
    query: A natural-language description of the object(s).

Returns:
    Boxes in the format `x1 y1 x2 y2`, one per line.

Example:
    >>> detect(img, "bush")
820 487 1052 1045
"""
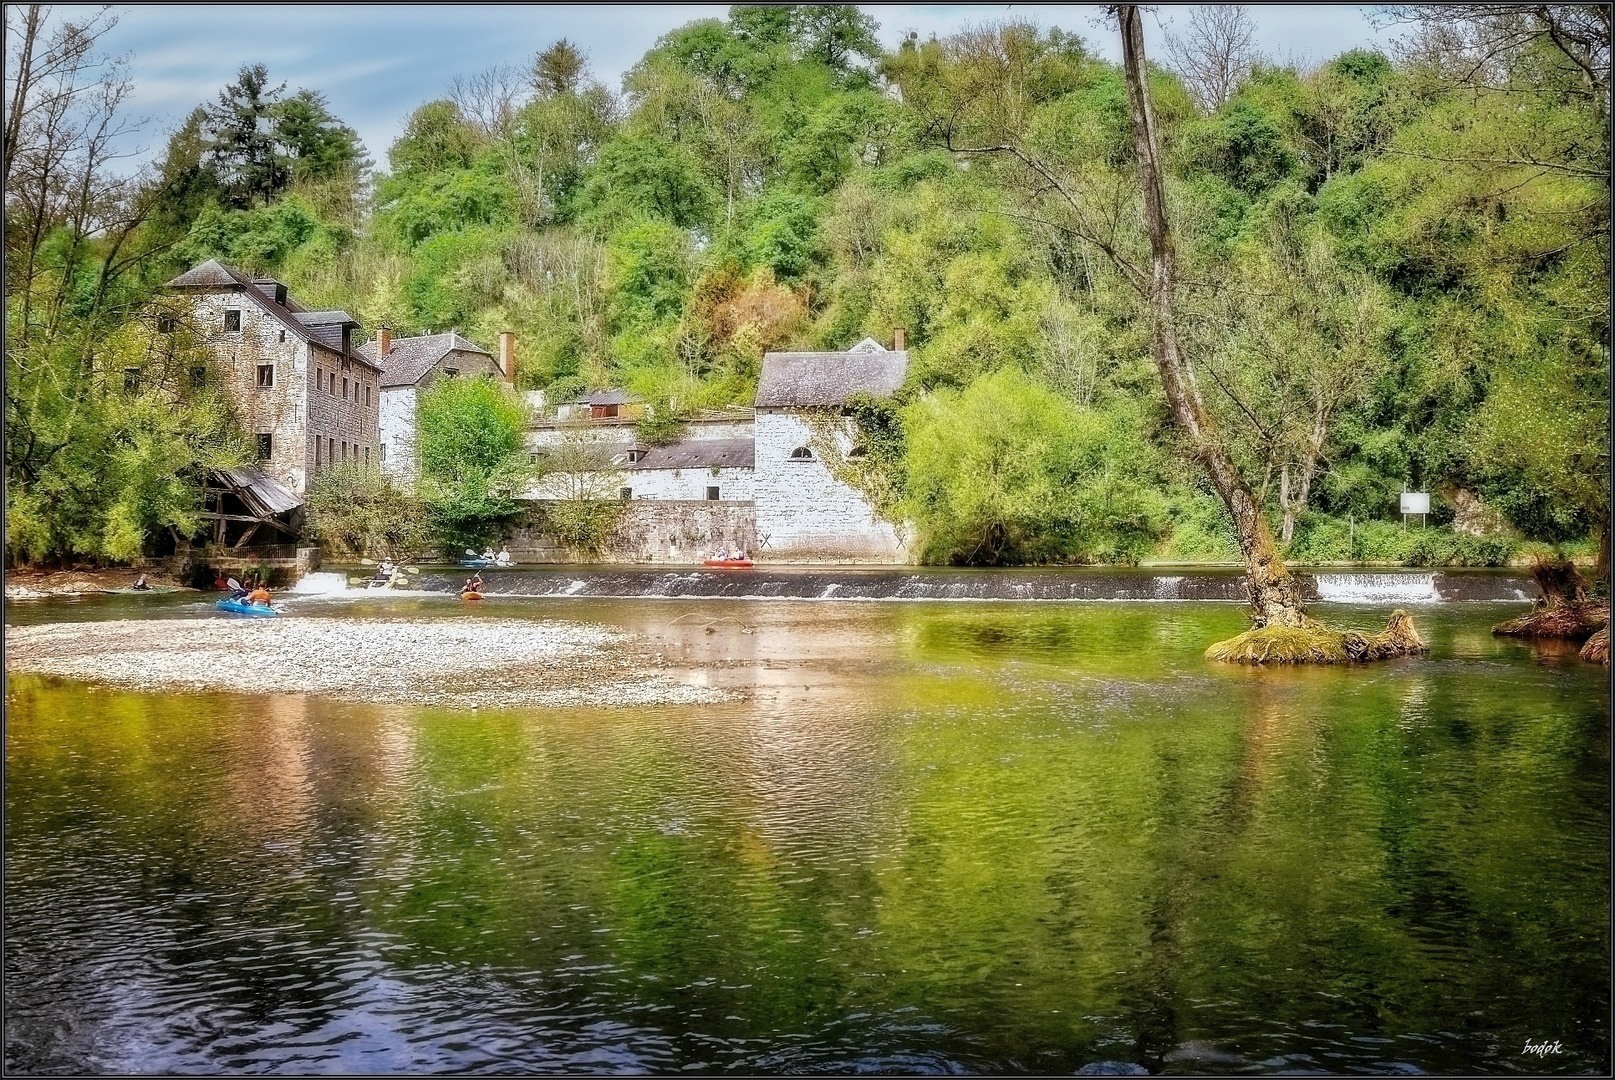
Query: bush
1284 512 1517 566
306 461 427 557
901 368 1167 564
416 373 532 553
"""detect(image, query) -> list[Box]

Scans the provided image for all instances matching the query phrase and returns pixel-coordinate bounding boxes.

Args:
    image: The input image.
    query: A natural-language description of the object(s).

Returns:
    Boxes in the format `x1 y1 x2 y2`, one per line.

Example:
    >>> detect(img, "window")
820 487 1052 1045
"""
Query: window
123 368 141 393
847 446 867 459
256 433 272 460
189 366 207 389
706 486 720 501
789 446 813 460
626 449 644 463
364 385 370 408
620 487 633 501
224 309 241 332
443 367 459 378
256 363 274 388
380 444 387 462
342 377 349 399
316 367 323 391
328 437 334 463
363 446 369 464
342 441 348 460
278 330 285 343
315 438 322 465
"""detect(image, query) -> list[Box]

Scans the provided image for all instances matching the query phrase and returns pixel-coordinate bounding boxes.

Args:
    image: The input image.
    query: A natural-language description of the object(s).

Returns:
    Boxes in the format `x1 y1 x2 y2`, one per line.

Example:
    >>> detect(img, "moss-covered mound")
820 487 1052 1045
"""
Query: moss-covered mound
1206 610 1427 665
1580 626 1609 665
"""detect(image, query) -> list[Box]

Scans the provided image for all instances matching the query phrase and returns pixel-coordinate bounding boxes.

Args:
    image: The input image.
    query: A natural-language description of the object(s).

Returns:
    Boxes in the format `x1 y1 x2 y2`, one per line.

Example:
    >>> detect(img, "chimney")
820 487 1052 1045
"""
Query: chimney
894 327 906 351
498 331 515 384
378 325 392 357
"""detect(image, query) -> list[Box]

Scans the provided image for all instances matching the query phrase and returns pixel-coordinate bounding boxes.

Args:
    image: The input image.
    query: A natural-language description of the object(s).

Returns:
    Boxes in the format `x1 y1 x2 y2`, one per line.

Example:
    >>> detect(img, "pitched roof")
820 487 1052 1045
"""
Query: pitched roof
629 438 754 471
163 259 379 372
216 466 303 517
579 388 634 406
753 345 908 408
355 331 493 388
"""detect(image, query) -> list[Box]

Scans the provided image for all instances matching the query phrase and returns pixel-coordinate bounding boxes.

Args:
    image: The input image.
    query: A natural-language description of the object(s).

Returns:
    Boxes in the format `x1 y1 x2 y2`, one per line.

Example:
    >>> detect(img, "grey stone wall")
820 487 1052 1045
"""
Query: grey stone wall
506 501 757 564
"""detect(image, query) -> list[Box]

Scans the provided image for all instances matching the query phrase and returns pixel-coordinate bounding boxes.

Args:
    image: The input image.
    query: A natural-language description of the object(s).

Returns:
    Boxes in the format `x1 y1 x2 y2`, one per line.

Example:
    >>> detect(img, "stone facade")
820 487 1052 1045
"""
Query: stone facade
753 409 905 562
506 500 757 564
173 267 380 495
358 332 507 481
378 386 418 480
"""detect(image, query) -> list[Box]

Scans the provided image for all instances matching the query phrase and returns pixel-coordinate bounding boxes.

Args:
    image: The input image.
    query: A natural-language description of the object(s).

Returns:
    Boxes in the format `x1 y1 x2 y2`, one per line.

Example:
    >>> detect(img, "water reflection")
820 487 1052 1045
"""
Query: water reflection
4 601 1608 1074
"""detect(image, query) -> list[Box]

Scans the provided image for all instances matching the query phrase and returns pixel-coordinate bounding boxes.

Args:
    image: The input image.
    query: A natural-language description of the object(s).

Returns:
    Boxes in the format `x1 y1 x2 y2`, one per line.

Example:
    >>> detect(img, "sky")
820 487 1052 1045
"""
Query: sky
46 4 1392 173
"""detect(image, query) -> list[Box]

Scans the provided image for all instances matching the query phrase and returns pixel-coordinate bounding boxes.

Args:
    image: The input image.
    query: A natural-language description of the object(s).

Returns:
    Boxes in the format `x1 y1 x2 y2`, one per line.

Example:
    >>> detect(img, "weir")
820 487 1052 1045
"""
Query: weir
309 566 1535 603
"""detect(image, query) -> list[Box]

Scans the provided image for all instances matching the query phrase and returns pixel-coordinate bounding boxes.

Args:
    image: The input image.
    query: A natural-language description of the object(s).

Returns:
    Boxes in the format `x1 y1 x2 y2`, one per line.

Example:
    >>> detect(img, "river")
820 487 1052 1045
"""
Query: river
4 574 1608 1074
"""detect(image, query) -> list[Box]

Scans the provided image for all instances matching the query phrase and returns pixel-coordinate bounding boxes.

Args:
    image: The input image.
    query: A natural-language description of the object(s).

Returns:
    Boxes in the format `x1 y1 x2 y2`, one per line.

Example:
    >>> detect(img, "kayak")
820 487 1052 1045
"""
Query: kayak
459 558 493 568
460 591 485 602
107 585 182 595
216 597 278 617
703 558 754 568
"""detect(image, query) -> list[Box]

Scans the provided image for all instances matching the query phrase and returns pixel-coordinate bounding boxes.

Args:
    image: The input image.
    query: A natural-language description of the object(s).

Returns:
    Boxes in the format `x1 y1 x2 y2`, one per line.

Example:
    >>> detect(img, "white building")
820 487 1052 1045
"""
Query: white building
356 329 513 480
752 337 908 561
518 337 909 563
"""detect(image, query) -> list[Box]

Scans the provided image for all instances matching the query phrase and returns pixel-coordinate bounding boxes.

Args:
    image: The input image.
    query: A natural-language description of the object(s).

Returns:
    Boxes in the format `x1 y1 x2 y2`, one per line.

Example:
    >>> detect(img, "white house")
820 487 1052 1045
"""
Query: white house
356 328 512 480
752 336 908 561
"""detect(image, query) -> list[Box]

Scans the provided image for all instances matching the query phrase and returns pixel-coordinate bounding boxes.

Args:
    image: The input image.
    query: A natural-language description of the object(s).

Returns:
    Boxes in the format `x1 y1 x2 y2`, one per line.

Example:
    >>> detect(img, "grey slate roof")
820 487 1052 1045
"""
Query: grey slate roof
355 331 493 389
163 259 379 372
217 466 303 516
579 388 634 406
753 348 908 408
630 438 754 471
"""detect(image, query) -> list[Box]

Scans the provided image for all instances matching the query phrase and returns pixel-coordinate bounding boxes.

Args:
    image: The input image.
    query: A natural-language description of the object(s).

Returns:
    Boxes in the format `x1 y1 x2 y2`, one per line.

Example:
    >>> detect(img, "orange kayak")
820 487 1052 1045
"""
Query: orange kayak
461 591 484 601
703 559 754 568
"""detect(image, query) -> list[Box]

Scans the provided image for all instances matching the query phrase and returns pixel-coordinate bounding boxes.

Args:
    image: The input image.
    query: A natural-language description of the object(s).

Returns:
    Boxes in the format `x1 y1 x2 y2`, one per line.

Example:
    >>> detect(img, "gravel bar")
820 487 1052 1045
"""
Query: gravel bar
4 617 736 708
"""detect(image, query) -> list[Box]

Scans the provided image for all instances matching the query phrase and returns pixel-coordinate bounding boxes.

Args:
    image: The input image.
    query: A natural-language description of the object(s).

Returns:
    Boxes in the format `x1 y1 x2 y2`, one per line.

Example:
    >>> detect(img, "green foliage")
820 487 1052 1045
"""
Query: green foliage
306 461 428 556
901 369 1167 564
575 135 716 230
415 375 532 552
1284 515 1517 567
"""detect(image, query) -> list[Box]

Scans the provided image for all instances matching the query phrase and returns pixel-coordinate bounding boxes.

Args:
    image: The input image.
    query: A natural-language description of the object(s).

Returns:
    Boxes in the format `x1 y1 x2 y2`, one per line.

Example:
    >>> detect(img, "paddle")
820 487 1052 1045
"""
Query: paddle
405 567 420 574
227 577 241 592
359 557 376 566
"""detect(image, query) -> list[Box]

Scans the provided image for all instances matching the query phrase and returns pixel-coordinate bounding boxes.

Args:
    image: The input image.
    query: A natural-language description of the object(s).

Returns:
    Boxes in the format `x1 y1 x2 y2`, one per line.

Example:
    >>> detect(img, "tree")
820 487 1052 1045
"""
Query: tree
534 38 588 97
306 461 427 557
1164 5 1262 113
415 374 533 552
203 64 288 207
273 88 367 184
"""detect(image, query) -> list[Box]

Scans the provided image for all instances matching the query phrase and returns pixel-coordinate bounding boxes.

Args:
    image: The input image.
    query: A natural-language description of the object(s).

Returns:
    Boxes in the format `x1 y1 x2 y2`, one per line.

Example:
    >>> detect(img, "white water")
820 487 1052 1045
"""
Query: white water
288 571 349 595
1314 572 1441 604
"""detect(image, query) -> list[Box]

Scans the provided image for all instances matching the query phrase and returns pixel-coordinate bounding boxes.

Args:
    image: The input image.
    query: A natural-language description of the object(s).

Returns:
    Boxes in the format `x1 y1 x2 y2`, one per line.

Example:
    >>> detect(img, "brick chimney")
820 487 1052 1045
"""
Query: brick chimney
894 327 906 351
498 331 515 384
378 325 392 357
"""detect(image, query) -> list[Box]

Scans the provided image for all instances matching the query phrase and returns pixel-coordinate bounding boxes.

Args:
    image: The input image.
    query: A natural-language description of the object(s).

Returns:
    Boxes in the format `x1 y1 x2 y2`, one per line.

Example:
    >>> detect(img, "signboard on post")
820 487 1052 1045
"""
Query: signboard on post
1401 491 1429 529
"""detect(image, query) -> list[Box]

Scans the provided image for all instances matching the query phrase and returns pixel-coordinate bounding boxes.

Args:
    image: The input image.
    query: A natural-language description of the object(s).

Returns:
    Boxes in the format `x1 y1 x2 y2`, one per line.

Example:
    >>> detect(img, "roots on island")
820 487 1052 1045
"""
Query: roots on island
1579 627 1609 665
1206 610 1427 665
1491 558 1608 643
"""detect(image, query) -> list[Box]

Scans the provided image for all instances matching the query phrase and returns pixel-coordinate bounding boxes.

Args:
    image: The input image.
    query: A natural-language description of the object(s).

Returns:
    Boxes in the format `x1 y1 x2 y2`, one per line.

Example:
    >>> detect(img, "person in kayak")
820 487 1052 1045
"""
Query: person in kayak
132 574 151 591
495 546 512 567
245 583 272 606
463 573 484 594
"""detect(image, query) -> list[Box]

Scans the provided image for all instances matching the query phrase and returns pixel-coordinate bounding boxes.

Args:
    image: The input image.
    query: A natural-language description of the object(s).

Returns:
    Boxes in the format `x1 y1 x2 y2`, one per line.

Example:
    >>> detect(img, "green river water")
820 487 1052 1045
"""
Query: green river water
4 595 1609 1074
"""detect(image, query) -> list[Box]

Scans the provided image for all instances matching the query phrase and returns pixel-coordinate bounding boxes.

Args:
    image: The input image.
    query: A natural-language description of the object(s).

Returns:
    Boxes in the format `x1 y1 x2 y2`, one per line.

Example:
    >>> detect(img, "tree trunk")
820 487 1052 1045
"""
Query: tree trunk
1117 5 1309 629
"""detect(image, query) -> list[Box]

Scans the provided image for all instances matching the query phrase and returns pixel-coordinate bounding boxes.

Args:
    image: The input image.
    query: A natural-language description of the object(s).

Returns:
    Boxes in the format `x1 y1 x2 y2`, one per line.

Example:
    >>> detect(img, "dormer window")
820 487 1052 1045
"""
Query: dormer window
224 310 241 333
626 449 645 463
847 446 867 459
789 446 813 460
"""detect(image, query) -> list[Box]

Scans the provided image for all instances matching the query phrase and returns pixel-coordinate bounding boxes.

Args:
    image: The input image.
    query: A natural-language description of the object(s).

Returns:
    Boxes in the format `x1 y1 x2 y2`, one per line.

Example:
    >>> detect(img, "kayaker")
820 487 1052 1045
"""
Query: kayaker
480 546 496 562
495 547 512 567
464 573 484 594
214 573 229 591
132 574 151 591
245 584 272 607
377 558 395 577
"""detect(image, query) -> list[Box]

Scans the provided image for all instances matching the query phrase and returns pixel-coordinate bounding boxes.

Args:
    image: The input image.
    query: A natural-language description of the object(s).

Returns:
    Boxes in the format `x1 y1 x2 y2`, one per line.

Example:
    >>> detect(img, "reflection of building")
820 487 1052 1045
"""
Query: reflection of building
520 336 909 563
164 259 379 495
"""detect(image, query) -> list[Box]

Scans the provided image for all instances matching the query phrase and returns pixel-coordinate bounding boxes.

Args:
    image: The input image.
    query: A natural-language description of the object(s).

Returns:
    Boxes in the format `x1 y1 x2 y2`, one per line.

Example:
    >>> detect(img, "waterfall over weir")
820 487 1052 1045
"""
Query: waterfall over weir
388 566 1533 604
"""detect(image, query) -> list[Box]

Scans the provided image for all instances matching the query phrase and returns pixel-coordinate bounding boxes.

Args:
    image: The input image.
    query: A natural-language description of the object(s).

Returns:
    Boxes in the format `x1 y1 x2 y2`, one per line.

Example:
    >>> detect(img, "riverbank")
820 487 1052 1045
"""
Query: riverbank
4 567 192 600
4 617 736 707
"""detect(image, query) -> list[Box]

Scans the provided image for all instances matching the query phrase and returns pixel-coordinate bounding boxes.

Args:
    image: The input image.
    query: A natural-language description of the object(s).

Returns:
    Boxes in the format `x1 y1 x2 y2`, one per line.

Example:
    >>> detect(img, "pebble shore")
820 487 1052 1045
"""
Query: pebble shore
4 617 736 708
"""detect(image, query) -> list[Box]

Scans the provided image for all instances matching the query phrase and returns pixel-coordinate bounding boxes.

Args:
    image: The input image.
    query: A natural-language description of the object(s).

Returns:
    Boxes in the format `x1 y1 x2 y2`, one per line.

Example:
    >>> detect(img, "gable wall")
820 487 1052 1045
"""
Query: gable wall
753 409 904 562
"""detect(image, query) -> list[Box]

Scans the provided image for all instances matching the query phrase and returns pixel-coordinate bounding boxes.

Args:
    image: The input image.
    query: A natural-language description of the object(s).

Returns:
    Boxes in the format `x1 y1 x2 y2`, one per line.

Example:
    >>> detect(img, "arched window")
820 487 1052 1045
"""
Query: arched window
789 446 813 460
847 446 867 459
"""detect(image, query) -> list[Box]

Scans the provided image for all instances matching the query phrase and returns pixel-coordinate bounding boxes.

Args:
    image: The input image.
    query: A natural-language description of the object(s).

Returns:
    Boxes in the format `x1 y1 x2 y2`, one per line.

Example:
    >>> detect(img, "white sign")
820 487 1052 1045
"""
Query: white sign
1400 492 1430 515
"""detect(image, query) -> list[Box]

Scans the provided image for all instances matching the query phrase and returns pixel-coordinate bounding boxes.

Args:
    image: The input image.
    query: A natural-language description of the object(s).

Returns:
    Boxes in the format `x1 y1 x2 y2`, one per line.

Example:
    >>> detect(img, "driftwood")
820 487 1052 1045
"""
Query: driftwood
1580 627 1609 665
1206 609 1427 665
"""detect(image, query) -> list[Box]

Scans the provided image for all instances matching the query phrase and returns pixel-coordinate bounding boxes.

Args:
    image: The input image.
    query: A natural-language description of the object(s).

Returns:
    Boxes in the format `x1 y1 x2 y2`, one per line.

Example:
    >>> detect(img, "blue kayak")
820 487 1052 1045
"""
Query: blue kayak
459 558 493 568
216 597 279 617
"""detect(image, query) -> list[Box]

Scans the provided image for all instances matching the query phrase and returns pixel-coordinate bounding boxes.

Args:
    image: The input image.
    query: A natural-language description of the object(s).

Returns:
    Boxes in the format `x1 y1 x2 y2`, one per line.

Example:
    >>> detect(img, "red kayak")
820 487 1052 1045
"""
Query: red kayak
703 558 754 568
